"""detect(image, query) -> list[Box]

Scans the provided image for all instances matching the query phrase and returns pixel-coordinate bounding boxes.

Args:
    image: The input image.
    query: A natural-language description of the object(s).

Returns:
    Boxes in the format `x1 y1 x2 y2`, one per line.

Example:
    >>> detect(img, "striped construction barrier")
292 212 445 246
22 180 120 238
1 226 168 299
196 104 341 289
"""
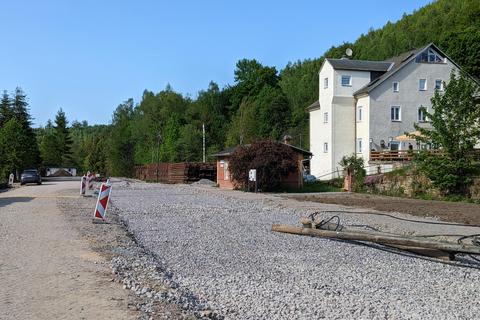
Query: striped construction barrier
87 171 95 190
80 175 87 196
93 180 112 221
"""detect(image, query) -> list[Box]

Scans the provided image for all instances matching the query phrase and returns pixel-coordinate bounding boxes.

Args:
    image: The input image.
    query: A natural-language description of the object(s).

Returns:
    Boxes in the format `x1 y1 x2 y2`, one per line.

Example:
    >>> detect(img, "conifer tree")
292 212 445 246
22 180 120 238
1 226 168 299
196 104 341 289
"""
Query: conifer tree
39 120 62 166
0 90 12 127
54 108 73 166
10 87 39 171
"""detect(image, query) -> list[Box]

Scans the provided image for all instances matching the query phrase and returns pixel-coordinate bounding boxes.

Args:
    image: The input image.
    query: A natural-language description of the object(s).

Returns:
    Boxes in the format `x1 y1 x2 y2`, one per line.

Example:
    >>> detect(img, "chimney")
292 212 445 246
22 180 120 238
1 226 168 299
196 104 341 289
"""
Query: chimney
283 135 293 145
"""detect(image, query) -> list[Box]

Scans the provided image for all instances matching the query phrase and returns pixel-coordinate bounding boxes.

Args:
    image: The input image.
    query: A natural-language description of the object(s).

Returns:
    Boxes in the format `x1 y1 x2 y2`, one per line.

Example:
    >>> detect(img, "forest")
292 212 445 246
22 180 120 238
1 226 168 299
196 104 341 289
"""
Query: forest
0 0 478 180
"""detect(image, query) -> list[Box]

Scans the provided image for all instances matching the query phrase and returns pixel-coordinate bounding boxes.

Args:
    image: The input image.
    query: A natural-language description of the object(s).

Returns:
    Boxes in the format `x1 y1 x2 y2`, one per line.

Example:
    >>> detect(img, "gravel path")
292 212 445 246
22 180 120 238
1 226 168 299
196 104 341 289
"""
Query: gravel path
0 181 137 320
110 181 480 320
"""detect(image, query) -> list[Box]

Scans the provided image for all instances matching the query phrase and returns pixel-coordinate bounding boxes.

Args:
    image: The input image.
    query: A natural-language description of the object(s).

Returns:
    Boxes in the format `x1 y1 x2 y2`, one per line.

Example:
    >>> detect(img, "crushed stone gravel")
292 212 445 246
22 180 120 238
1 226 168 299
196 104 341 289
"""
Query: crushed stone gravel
109 180 480 320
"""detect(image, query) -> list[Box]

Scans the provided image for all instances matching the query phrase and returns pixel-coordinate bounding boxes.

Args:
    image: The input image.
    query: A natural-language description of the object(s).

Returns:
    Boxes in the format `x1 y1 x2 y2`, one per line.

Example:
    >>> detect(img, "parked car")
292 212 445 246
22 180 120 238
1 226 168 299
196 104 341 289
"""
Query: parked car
303 174 317 183
20 169 42 185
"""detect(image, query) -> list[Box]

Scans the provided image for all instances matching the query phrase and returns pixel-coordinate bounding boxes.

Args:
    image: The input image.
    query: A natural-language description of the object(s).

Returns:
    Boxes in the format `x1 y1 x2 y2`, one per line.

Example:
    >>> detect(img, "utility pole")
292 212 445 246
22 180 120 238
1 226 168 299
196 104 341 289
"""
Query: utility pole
202 123 206 163
156 132 161 182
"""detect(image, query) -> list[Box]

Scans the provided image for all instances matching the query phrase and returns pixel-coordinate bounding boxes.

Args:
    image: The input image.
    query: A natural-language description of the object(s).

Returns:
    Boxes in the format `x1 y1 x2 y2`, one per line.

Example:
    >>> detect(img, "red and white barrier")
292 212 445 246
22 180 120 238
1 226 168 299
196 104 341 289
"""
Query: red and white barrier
93 180 112 221
86 171 94 190
80 175 87 196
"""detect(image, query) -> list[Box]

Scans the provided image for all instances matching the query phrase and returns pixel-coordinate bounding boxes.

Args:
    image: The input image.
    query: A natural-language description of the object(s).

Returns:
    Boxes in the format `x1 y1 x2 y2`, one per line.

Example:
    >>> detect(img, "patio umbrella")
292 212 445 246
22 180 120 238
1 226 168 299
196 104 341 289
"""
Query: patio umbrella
395 130 423 141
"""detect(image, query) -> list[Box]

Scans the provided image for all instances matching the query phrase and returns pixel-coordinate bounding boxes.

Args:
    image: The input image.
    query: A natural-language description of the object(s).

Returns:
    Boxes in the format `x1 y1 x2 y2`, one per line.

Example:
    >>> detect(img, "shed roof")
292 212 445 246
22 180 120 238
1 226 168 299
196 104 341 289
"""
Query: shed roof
306 100 320 111
211 142 312 158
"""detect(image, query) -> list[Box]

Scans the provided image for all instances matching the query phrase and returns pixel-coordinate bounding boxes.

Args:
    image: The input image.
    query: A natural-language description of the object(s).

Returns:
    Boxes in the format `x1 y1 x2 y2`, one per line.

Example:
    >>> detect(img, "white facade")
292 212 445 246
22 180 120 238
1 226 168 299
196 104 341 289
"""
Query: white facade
309 44 460 180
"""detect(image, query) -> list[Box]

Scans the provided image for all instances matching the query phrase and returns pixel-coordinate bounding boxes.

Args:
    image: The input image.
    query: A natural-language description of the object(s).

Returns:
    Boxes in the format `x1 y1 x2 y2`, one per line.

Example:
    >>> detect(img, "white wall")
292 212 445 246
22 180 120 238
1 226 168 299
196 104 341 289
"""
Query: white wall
334 69 372 97
332 96 356 177
310 61 334 179
355 95 371 162
310 60 372 180
309 109 329 177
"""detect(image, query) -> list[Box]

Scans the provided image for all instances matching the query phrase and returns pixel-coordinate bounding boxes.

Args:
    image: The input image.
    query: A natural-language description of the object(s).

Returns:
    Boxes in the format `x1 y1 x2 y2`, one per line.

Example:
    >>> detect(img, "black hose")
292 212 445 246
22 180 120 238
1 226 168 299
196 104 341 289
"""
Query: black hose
320 210 480 228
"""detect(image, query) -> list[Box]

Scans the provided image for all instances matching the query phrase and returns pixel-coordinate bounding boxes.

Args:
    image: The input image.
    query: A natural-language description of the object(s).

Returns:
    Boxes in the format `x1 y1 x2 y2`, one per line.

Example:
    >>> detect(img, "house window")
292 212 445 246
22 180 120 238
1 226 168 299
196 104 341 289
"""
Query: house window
418 106 427 122
419 79 427 91
393 82 399 92
323 112 328 123
357 138 363 153
357 106 363 122
341 75 352 86
324 77 328 89
435 79 443 91
323 142 328 153
391 106 401 121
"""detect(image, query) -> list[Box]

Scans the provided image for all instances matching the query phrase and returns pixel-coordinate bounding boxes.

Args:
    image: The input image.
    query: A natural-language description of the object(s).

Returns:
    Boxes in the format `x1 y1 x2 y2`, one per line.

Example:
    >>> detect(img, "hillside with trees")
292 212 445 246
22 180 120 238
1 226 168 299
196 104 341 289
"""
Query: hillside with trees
0 0 478 183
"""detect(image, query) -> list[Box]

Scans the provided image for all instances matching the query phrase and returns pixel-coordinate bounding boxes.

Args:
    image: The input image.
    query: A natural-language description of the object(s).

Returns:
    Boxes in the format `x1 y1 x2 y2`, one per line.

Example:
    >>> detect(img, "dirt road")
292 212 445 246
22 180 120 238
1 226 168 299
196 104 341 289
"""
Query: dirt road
290 192 480 225
0 180 136 320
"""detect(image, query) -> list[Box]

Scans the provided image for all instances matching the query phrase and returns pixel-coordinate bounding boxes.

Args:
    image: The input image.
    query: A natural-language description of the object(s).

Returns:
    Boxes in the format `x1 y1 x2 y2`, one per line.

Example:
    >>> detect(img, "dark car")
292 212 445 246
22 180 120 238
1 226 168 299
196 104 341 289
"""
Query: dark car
20 169 42 185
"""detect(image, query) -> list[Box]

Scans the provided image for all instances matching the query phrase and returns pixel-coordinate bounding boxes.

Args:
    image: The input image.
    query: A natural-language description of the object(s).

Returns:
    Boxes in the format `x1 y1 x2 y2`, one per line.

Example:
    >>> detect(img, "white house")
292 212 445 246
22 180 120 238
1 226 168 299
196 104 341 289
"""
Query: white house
308 43 463 180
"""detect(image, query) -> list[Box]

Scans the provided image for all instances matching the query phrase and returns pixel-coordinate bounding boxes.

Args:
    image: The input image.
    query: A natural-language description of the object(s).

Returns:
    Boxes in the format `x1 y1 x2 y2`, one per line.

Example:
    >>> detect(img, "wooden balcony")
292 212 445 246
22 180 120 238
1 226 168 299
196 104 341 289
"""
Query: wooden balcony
370 150 415 162
370 149 480 163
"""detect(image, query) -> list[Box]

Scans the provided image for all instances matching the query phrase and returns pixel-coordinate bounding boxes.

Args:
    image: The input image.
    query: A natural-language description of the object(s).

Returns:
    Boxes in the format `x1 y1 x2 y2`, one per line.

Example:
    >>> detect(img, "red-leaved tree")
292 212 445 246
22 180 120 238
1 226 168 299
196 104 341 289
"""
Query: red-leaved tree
229 139 297 191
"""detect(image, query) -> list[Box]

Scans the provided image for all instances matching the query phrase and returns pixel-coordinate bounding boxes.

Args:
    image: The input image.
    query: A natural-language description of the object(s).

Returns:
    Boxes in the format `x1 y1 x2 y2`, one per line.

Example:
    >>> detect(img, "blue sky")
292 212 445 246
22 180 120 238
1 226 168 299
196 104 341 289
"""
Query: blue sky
0 0 431 127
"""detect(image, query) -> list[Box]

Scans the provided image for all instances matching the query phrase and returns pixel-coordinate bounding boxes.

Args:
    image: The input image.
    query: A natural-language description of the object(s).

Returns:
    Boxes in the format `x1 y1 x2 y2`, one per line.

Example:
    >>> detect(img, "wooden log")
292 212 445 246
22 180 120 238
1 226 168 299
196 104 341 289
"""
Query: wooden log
299 218 454 259
271 224 480 255
391 245 454 261
303 219 455 259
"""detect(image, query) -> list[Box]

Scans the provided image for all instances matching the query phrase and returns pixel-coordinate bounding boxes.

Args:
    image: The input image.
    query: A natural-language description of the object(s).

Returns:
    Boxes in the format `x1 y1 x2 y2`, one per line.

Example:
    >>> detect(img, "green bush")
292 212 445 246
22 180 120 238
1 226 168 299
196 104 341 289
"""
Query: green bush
339 154 366 192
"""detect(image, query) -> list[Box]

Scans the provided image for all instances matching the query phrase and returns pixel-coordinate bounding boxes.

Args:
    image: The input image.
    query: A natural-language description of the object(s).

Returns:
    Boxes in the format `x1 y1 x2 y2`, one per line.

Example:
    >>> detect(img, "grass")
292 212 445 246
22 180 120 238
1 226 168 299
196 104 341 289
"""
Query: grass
414 192 480 204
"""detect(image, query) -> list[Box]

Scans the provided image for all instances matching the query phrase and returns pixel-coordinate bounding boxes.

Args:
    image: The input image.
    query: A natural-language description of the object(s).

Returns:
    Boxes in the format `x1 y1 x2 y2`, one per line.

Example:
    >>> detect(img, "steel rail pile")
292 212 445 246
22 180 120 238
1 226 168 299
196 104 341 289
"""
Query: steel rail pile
272 218 480 261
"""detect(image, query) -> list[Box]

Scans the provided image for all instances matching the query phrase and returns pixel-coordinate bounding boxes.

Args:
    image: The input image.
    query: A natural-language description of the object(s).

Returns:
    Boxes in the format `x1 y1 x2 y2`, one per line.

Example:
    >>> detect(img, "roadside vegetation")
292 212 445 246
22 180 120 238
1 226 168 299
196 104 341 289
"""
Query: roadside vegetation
0 0 478 185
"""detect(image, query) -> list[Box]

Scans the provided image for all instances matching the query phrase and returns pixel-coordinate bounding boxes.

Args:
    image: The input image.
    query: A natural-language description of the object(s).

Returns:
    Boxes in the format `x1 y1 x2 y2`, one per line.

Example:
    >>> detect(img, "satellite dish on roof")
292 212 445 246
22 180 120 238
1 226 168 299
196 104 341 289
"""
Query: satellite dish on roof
346 48 353 57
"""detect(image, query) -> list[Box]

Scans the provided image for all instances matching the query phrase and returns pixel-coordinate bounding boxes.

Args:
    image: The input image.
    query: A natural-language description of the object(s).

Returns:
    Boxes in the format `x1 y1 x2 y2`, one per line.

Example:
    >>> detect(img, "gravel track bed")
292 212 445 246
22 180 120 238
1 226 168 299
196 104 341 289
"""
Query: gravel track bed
110 181 480 320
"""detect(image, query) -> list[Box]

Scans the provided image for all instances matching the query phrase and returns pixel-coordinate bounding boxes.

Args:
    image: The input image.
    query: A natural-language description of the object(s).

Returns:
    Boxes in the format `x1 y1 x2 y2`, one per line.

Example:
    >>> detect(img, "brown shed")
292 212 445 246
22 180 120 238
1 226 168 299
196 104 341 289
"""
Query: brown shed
212 142 312 190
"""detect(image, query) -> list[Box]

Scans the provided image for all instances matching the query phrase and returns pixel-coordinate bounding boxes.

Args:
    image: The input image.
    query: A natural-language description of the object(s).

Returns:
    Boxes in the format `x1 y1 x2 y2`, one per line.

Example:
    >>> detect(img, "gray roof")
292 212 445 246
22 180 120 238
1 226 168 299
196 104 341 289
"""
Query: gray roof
353 46 425 96
326 58 392 72
210 147 237 157
212 143 312 158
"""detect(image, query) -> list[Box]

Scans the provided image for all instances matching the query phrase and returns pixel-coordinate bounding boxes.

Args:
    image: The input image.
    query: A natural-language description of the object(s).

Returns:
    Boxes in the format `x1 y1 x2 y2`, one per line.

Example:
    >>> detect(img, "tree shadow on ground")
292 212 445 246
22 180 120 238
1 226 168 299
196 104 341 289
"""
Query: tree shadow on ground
0 197 34 208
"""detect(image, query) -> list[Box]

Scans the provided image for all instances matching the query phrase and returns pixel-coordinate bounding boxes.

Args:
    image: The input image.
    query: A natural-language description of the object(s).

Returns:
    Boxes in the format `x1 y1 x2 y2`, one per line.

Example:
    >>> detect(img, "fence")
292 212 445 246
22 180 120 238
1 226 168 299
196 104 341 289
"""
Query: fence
135 162 216 184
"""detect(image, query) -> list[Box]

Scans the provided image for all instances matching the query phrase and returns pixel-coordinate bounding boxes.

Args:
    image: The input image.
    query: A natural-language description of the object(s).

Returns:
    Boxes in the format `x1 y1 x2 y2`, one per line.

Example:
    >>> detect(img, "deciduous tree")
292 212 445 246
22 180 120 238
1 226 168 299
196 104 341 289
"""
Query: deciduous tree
413 72 480 195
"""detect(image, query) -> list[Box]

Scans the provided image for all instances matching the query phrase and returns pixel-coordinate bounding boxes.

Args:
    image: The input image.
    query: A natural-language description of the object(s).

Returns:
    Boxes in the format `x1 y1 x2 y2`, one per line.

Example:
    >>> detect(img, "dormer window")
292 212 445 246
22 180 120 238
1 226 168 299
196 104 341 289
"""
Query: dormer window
341 75 352 87
415 48 445 63
324 77 328 89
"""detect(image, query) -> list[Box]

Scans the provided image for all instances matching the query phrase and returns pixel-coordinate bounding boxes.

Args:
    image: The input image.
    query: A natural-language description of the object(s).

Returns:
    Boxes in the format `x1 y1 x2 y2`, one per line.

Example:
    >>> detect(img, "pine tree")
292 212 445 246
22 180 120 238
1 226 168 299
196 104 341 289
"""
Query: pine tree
10 87 39 171
54 108 73 166
12 87 32 129
0 90 12 127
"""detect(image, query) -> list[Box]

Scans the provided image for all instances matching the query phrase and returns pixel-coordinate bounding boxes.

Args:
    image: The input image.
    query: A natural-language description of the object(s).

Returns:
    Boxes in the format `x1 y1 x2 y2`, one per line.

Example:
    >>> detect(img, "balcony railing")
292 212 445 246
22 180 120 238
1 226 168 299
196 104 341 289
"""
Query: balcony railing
370 149 480 162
